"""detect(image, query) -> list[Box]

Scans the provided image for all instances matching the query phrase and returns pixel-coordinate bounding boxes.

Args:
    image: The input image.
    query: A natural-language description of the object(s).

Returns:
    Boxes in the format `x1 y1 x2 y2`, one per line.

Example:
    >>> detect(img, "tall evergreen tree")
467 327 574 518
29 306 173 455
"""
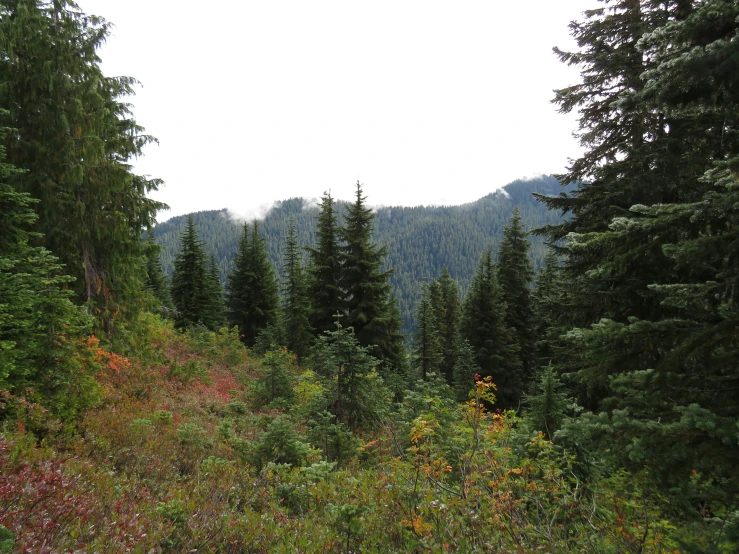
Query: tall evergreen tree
413 283 443 381
0 0 165 330
524 363 569 439
170 217 220 331
459 248 522 408
436 267 461 384
531 248 569 369
281 218 312 363
144 231 172 310
307 191 344 337
539 0 739 523
452 339 480 402
225 222 251 340
339 182 404 371
497 207 536 382
1 121 96 420
204 254 226 330
225 221 279 346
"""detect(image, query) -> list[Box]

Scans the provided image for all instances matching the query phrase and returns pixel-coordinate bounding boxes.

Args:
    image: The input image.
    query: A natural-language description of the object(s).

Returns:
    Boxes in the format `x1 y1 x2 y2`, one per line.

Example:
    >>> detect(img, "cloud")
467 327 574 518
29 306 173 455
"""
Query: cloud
518 173 546 182
301 197 321 211
225 201 281 223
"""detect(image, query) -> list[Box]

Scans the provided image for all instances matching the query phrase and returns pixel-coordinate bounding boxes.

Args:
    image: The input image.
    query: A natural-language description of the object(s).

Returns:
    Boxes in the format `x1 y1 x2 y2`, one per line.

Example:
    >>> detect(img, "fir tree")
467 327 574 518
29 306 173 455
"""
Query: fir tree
170 217 221 331
307 191 344 337
281 218 312 363
539 0 739 520
254 347 294 407
413 283 443 381
459 248 522 409
339 181 404 371
1 121 96 420
524 363 569 439
436 267 461 384
497 207 536 383
144 231 172 310
225 222 252 340
225 221 279 346
311 320 387 429
0 0 165 330
204 254 226 330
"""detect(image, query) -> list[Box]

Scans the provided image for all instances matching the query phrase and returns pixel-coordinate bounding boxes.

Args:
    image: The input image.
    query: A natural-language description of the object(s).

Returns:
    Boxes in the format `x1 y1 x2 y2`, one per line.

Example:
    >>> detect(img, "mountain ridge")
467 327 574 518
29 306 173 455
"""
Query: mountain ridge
153 175 573 332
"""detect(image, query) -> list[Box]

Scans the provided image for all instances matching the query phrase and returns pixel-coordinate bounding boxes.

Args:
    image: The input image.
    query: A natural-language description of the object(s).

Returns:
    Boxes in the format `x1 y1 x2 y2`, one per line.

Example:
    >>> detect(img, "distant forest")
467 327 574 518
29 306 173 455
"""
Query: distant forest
154 175 573 332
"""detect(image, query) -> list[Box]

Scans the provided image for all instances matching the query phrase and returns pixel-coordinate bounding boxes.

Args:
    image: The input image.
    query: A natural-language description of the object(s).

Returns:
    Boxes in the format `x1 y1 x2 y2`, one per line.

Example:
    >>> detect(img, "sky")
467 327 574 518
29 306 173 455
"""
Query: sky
78 0 592 221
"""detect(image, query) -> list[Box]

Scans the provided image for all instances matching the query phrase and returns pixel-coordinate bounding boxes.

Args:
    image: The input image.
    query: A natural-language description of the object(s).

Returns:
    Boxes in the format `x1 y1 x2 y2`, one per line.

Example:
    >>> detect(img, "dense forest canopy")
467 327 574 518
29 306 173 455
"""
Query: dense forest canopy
0 0 737 551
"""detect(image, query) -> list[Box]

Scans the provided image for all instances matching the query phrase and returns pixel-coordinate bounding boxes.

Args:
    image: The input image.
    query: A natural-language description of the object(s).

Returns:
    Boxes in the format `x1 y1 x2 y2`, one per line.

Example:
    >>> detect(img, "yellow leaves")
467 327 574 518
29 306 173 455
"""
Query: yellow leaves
401 515 433 535
410 418 438 445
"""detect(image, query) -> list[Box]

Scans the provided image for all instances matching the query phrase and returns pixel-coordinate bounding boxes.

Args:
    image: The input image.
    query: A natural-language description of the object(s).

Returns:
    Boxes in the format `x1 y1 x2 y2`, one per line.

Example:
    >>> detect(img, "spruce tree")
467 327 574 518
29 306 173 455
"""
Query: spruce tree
1 122 95 419
307 191 344 337
413 283 443 381
0 0 165 330
144 231 172 310
532 248 568 368
497 207 536 383
459 248 522 408
281 218 312 363
225 222 252 340
225 221 279 346
436 267 461 384
538 0 739 520
311 320 385 429
524 363 569 439
204 254 226 330
339 181 404 371
170 217 220 331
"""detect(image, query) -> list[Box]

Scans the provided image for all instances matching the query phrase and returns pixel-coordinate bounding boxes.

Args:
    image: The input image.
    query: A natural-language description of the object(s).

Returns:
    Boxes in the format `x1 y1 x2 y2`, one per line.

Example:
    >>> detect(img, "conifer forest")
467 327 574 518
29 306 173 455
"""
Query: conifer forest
0 1 738 552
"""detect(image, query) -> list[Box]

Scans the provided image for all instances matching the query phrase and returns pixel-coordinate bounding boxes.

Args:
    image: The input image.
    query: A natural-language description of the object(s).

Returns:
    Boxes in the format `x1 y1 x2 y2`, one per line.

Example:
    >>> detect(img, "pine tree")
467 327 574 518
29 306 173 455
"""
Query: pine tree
497 207 536 383
144 231 172 310
203 254 226 330
311 320 386 429
459 248 522 409
339 181 404 371
1 120 96 420
524 363 569 439
413 283 443 381
532 248 567 368
170 217 220 331
0 0 165 330
536 0 719 330
225 222 252 340
254 347 294 407
538 0 739 520
225 221 279 346
307 191 344 337
436 267 460 384
281 218 312 363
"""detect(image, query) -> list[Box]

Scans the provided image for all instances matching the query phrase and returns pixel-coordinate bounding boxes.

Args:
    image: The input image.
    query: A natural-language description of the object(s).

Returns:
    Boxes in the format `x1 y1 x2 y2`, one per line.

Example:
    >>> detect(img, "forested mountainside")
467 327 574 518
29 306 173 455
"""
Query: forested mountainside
154 175 573 332
3 1 738 551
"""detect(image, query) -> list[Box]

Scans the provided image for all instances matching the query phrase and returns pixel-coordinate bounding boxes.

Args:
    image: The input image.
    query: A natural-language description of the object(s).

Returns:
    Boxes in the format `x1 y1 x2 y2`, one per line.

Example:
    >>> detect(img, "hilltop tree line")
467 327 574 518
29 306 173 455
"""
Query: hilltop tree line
1 0 738 550
161 181 548 409
151 175 575 334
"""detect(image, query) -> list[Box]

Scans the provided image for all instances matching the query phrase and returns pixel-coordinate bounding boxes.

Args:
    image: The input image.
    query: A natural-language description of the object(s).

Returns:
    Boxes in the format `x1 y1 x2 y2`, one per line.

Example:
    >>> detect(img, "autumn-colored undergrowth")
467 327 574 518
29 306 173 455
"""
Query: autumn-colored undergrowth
0 315 719 552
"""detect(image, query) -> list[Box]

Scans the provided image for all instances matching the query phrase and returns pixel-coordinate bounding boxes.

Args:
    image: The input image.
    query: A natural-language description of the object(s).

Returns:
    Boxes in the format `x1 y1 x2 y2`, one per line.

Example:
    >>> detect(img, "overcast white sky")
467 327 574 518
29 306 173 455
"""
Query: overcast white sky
79 0 592 221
